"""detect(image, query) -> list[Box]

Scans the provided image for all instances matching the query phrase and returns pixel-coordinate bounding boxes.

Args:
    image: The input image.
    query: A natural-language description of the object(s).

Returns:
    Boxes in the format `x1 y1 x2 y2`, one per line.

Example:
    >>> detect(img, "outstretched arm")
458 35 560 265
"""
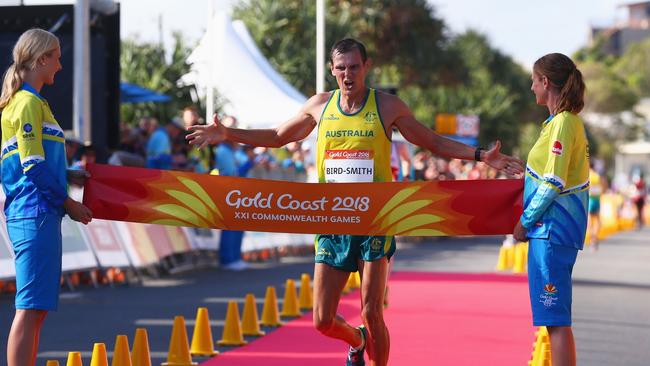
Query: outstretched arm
388 96 524 175
186 94 327 149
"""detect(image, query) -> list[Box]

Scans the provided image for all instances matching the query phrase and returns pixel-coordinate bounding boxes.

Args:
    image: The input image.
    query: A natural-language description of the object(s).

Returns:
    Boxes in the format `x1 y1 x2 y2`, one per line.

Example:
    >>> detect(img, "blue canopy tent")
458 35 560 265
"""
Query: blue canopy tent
120 82 171 103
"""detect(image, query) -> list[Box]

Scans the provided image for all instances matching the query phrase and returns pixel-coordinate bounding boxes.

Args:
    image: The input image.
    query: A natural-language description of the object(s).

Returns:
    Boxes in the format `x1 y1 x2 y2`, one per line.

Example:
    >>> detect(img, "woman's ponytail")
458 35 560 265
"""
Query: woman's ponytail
0 62 23 109
533 53 585 115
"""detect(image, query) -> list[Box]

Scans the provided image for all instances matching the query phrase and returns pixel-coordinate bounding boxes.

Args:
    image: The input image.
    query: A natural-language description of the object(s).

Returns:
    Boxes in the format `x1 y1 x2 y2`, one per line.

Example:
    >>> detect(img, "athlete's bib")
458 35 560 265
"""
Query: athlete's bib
324 150 374 183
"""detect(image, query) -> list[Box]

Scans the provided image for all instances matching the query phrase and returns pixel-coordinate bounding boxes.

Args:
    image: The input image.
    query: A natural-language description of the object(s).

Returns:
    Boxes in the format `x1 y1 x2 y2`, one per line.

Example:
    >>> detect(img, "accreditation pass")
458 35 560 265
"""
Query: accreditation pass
324 150 374 183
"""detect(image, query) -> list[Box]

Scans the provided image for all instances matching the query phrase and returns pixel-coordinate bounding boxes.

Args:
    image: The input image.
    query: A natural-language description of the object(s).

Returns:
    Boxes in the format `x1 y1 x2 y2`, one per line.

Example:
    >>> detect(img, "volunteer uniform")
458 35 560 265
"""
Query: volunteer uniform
1 83 68 311
521 111 589 326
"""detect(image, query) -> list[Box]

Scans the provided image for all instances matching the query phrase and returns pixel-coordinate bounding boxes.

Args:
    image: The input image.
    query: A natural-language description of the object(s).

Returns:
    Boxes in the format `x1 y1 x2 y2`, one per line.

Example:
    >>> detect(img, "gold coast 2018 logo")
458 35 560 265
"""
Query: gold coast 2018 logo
539 283 558 308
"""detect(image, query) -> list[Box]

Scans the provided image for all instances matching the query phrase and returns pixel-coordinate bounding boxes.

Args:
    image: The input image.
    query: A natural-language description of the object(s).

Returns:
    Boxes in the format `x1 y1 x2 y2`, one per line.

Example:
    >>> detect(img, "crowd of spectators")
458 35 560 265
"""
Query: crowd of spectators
64 106 508 183
77 107 314 183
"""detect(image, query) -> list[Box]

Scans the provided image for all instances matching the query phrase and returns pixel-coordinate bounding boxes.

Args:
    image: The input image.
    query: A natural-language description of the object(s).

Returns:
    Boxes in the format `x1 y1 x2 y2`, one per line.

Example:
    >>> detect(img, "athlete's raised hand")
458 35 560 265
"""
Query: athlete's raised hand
186 114 227 149
482 140 525 177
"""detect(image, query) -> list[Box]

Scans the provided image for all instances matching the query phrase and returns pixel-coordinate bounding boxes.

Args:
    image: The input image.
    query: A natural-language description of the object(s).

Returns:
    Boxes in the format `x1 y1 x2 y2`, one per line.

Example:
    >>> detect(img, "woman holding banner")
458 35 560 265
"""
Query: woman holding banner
513 53 588 366
0 29 92 366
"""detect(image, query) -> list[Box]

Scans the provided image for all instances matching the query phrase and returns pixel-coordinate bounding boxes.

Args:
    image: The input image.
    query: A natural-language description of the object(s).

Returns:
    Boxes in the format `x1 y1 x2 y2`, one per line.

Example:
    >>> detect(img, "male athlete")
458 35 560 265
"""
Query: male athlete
187 38 523 366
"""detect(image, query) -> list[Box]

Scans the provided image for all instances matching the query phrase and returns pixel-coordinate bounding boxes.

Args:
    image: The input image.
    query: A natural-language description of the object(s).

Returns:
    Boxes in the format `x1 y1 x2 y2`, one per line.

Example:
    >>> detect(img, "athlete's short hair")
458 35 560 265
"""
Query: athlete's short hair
329 38 367 64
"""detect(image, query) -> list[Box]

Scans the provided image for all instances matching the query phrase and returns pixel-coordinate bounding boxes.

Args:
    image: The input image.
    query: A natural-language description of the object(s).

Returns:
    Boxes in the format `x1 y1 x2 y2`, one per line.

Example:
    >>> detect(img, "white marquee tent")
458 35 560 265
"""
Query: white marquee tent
182 12 307 129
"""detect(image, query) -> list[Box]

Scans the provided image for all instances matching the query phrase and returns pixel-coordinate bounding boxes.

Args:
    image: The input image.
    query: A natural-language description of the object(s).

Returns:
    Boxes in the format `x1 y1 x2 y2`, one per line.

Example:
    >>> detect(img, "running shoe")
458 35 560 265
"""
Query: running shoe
346 325 367 366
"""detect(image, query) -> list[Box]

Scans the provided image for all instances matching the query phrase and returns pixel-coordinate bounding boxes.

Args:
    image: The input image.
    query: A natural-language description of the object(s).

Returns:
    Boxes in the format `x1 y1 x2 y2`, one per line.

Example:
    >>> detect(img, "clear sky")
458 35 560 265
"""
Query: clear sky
1 0 627 68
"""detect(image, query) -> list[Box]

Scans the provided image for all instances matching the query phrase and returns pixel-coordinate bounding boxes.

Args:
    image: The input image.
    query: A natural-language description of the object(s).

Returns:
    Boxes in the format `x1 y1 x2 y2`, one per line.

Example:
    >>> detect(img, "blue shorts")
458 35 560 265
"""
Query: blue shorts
7 213 63 311
314 234 395 272
528 238 578 326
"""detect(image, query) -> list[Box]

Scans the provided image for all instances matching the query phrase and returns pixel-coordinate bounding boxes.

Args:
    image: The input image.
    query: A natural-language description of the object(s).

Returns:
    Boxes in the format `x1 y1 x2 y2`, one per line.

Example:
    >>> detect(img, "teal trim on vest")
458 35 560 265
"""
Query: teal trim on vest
336 88 370 116
374 90 392 142
316 91 337 143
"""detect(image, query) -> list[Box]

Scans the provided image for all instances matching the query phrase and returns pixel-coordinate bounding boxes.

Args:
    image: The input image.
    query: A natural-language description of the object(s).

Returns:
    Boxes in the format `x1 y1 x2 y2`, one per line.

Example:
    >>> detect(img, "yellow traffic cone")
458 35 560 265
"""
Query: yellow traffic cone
530 326 550 366
190 307 219 357
131 328 152 366
90 343 109 366
112 335 132 366
342 274 351 294
530 331 542 364
347 271 361 289
217 301 247 346
495 246 507 270
242 293 265 337
524 242 529 262
46 361 60 366
66 352 83 366
513 243 527 274
539 342 552 366
162 316 197 366
495 246 509 271
298 273 313 310
280 279 302 318
260 286 282 327
505 245 515 269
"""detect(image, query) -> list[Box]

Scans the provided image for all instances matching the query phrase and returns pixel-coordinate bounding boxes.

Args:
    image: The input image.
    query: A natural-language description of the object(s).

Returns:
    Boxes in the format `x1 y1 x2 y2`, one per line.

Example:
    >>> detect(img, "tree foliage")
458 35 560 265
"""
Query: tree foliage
402 31 542 154
580 60 638 114
120 32 195 123
234 1 540 154
574 34 650 113
233 0 460 96
613 37 650 97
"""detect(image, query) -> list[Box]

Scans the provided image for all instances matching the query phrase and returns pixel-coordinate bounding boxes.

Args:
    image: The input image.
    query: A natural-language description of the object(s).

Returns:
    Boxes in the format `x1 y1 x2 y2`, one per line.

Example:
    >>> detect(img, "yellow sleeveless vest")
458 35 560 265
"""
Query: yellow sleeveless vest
317 89 392 183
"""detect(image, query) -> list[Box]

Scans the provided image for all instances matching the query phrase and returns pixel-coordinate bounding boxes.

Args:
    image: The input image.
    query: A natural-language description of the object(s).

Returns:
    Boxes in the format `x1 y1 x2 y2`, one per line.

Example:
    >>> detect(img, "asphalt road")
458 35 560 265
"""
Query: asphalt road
1 228 648 365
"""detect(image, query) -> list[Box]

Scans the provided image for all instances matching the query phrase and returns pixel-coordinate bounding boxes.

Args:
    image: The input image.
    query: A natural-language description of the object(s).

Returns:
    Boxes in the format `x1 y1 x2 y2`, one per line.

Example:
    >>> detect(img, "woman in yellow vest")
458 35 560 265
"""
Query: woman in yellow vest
188 38 523 366
514 53 588 366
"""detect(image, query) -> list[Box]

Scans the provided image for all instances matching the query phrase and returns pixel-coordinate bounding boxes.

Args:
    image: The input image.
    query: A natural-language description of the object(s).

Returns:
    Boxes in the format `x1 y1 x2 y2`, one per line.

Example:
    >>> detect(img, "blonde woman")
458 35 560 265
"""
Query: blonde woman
1 28 92 366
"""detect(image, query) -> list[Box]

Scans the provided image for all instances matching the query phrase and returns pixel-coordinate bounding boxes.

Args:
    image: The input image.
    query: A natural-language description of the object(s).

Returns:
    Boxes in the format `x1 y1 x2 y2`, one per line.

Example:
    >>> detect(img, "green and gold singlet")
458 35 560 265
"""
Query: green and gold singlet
314 88 395 272
316 88 392 183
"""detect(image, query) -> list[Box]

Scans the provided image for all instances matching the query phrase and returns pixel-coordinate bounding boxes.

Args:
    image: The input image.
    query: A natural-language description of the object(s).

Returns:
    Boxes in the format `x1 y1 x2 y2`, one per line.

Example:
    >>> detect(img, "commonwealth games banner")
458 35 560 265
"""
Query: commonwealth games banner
84 164 523 236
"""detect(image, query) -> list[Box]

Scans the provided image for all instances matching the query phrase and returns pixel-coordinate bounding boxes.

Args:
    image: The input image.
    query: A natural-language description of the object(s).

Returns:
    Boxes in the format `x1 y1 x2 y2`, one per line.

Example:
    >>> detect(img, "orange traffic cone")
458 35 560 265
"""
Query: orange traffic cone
217 301 247 346
260 286 282 327
280 279 302 318
90 343 109 366
66 352 83 366
131 328 151 366
242 293 265 336
112 335 132 366
298 273 313 310
190 307 219 357
162 316 197 366
46 361 60 366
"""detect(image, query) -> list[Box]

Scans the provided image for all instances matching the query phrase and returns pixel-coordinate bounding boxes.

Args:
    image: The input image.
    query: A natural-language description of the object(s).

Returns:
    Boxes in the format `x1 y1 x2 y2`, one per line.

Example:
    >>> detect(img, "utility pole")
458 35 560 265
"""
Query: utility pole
73 0 91 143
316 0 325 93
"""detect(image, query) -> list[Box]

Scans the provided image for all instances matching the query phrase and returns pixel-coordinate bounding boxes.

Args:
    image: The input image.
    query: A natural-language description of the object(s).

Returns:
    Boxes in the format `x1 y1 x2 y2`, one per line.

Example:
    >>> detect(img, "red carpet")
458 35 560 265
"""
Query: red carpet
201 272 534 366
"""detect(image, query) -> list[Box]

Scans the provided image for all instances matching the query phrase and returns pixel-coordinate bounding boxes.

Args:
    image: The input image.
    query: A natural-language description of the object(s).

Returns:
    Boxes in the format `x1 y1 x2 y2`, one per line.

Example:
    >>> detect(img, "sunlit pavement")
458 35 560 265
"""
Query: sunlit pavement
0 229 648 365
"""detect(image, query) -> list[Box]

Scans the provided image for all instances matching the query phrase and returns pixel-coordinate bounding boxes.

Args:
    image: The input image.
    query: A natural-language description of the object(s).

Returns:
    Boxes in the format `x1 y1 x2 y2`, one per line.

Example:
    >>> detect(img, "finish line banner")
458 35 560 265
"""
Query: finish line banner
84 164 523 236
